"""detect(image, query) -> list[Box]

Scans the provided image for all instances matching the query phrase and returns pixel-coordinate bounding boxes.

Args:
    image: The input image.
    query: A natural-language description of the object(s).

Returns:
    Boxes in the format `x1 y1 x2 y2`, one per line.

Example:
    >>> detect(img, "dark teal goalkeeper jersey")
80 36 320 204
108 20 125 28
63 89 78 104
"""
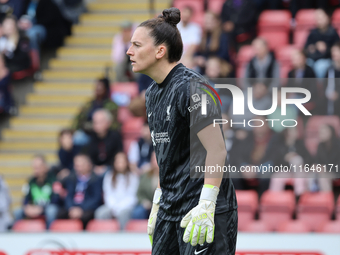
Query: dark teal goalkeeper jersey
145 63 237 222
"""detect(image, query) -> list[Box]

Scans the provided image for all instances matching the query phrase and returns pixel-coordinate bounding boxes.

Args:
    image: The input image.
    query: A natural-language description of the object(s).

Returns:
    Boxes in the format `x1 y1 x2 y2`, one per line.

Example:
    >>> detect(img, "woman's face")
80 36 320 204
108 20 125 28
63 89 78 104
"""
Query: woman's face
203 13 218 31
114 153 128 173
315 9 329 29
291 50 305 68
126 27 159 74
3 19 17 36
319 125 332 142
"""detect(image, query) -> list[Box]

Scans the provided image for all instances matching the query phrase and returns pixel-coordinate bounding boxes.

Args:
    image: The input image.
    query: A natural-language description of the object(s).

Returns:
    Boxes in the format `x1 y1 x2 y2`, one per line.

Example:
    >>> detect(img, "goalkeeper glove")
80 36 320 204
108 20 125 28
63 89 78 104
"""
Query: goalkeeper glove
180 184 219 246
147 188 162 245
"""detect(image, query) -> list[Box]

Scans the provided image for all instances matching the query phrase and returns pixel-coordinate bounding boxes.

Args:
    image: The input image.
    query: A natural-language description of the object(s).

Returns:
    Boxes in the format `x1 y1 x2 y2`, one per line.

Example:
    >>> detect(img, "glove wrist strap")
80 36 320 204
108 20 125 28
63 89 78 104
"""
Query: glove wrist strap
153 188 162 205
199 184 219 204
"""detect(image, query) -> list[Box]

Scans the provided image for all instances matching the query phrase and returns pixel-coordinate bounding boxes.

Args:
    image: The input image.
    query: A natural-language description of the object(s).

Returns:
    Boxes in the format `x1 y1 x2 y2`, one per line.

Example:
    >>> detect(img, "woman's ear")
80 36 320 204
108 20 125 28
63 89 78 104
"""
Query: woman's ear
155 45 167 60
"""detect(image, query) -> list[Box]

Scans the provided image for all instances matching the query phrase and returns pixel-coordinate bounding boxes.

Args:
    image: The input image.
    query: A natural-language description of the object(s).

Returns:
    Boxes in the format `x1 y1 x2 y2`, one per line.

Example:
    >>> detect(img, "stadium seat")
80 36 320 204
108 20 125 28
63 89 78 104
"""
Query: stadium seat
276 45 298 66
258 10 291 32
332 8 340 29
237 46 255 66
304 115 340 155
242 220 271 233
235 190 258 231
125 220 148 232
111 82 139 99
49 220 83 232
293 29 310 49
173 0 204 26
259 191 295 231
280 64 292 79
258 31 289 50
12 219 46 232
318 220 340 233
277 220 311 233
12 50 40 80
297 192 334 231
86 220 120 232
121 117 144 140
208 0 225 14
295 9 317 30
118 107 134 124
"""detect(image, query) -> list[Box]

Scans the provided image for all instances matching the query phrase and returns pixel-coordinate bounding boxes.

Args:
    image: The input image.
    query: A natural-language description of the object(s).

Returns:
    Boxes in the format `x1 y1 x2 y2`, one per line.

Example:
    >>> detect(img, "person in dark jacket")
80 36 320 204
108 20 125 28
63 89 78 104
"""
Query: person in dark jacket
304 9 340 78
221 0 257 48
1 15 31 72
85 109 123 176
321 42 340 118
13 155 60 229
57 153 102 229
287 49 318 115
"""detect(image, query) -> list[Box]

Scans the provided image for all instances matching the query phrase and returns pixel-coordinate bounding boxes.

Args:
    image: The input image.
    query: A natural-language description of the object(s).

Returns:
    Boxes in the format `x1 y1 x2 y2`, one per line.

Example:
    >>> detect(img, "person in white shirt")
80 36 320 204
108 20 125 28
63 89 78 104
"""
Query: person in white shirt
177 6 202 68
94 152 139 230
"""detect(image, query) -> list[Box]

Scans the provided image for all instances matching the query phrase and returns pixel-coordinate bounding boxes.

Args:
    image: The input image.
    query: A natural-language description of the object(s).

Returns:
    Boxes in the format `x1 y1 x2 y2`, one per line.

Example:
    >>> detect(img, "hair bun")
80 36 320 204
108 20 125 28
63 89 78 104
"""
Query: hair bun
161 7 181 26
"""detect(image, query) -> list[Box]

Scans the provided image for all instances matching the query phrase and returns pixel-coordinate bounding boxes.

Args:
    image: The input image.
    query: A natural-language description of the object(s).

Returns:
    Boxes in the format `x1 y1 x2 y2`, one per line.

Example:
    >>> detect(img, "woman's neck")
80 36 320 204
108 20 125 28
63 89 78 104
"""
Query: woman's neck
146 62 178 84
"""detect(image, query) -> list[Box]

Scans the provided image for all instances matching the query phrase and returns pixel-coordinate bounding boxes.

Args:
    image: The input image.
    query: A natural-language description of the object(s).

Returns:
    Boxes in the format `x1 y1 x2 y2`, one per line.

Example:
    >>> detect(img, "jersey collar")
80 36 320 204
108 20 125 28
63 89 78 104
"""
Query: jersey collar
157 63 184 88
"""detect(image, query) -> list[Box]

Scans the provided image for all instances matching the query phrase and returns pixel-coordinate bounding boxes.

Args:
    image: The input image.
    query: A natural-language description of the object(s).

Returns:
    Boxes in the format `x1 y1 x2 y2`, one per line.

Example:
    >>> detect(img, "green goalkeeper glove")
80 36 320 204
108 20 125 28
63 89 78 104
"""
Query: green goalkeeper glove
180 184 219 246
147 188 162 245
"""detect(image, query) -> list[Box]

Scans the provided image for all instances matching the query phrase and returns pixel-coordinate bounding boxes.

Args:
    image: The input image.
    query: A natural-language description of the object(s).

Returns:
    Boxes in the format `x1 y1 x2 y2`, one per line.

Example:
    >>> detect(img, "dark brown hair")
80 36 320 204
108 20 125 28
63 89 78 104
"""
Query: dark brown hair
139 8 183 63
111 152 131 187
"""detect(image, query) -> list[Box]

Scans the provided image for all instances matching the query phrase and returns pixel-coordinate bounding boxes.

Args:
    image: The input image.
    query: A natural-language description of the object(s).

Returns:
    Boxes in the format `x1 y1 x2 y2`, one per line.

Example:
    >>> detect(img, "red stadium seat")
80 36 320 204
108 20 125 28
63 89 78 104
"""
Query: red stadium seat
49 220 83 232
242 220 271 233
277 220 311 233
259 191 295 231
86 220 120 232
297 192 334 231
12 219 46 232
237 46 255 66
332 8 340 29
276 45 298 66
258 10 291 32
118 107 134 124
121 117 144 140
280 64 292 79
258 31 289 50
295 9 317 30
293 29 310 49
12 50 40 80
173 0 204 26
318 220 340 233
235 190 258 231
208 0 225 15
304 115 340 155
111 82 139 99
125 220 148 232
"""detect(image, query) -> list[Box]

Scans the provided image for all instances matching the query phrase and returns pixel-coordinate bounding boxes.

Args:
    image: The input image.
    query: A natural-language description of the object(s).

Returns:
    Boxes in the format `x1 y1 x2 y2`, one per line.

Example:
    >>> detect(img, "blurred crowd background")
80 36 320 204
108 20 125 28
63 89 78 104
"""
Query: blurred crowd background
0 0 340 234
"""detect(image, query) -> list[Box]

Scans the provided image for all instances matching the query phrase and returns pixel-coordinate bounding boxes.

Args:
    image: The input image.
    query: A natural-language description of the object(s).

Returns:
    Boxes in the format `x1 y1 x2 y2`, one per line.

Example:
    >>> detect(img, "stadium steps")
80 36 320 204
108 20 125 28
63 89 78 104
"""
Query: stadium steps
0 0 170 214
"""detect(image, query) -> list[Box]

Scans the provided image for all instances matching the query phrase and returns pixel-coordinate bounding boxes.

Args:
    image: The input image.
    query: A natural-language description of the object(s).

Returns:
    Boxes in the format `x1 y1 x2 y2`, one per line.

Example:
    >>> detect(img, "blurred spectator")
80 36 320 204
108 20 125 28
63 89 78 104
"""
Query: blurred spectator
112 20 136 82
266 127 312 196
0 175 12 232
131 151 159 220
290 0 329 18
128 121 153 174
268 88 297 133
177 6 202 69
137 74 153 94
0 0 29 20
13 155 59 229
244 37 280 90
95 152 139 229
57 153 102 229
51 0 85 24
53 129 80 181
195 11 229 74
221 0 257 49
321 42 340 117
19 0 72 51
229 117 273 197
288 49 318 115
304 9 339 78
0 53 15 116
310 124 340 192
86 109 123 176
1 15 31 72
72 78 120 145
